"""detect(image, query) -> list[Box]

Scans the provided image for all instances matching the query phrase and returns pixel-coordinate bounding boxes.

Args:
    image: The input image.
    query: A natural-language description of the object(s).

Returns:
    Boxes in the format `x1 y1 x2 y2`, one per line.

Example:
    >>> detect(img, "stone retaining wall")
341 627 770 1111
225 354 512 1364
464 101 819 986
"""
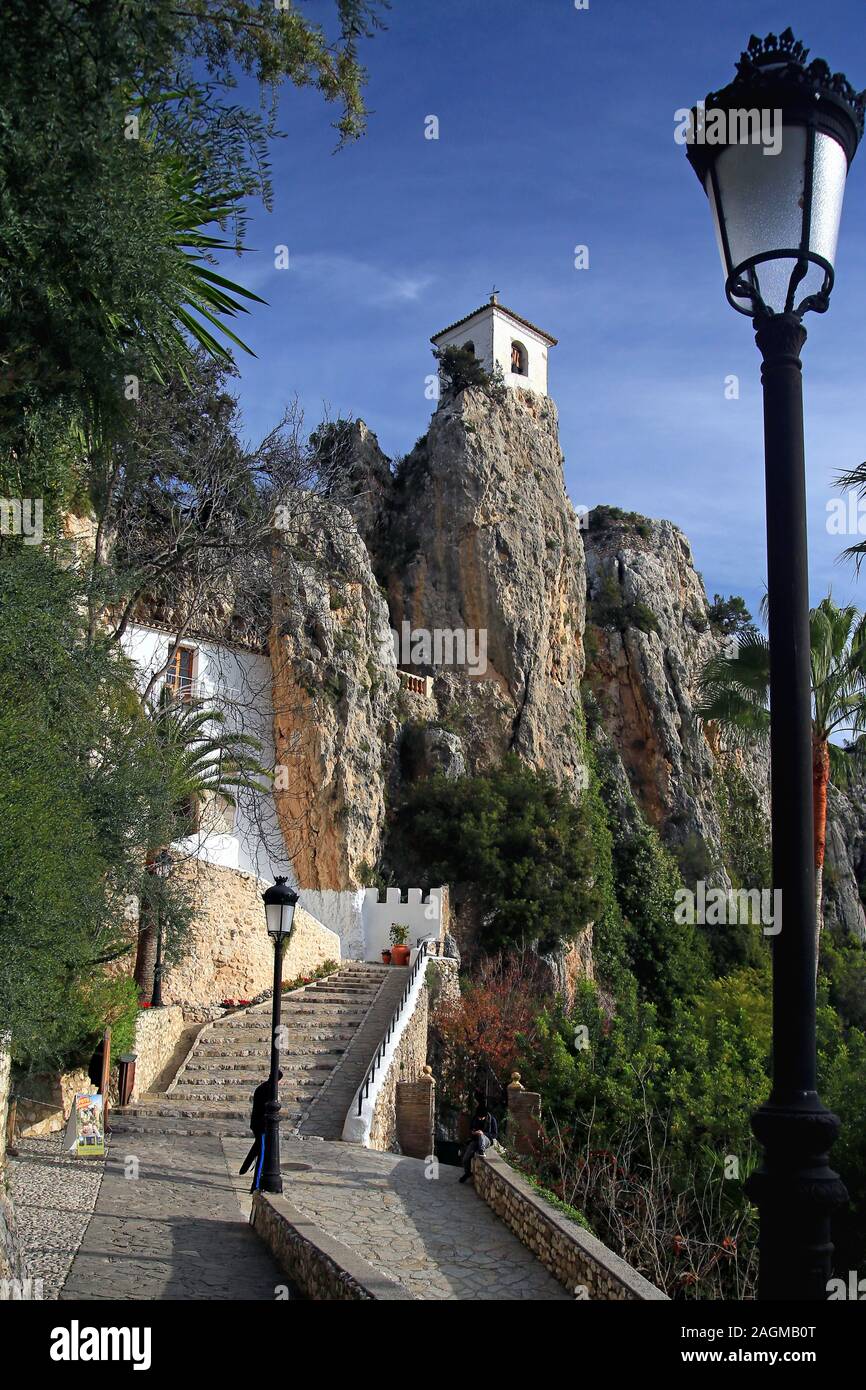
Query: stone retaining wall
473 1150 667 1301
130 1006 186 1098
367 985 429 1151
13 1068 91 1139
251 1191 411 1300
156 859 341 1009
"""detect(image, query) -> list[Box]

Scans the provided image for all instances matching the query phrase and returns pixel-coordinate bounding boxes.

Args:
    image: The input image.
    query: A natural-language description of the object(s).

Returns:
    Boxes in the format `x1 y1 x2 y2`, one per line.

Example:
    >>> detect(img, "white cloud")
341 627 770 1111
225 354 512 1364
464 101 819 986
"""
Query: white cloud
288 252 434 307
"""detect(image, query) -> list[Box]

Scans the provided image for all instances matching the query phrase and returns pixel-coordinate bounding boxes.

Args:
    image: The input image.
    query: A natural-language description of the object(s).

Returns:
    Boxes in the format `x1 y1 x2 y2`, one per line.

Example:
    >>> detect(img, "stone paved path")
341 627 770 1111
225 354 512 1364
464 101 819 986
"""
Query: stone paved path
223 1136 572 1300
9 1135 105 1300
60 1133 286 1300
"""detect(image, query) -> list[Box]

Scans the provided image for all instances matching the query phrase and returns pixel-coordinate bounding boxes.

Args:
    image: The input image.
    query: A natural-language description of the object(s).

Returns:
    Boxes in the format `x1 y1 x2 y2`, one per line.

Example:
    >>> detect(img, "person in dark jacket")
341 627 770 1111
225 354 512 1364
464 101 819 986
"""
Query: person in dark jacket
471 1093 499 1143
459 1111 494 1183
239 1071 282 1190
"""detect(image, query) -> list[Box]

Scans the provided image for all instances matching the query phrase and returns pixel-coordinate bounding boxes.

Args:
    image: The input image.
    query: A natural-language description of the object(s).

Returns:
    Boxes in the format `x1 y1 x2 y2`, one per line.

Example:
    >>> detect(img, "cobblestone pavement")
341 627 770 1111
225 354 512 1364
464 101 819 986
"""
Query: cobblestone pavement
223 1136 572 1301
60 1132 286 1300
8 1135 105 1300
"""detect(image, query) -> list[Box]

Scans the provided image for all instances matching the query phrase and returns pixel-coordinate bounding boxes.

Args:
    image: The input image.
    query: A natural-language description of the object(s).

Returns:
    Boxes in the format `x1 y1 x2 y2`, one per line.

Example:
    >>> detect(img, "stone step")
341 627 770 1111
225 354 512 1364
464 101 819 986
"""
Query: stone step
219 1007 368 1026
170 1085 318 1104
183 1056 340 1075
118 1099 305 1123
302 990 380 1002
179 1061 332 1084
196 1032 356 1050
110 1117 251 1139
193 1045 350 1063
109 1114 295 1139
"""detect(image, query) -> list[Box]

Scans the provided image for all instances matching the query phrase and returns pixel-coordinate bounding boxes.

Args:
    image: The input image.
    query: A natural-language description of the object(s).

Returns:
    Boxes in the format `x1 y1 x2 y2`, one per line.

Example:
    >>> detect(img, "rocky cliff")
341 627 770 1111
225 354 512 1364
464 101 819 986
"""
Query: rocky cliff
268 385 866 954
270 388 588 892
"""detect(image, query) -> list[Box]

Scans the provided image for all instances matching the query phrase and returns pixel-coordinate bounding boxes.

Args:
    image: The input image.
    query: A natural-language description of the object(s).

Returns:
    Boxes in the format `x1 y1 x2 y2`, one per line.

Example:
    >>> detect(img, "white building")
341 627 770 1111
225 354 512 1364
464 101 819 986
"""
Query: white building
121 622 286 882
431 292 557 397
121 623 445 961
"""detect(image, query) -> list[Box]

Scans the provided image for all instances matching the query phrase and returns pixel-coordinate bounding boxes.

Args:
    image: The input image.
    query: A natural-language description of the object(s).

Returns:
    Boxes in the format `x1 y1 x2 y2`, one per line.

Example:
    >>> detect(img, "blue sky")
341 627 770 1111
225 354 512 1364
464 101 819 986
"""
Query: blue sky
219 0 866 623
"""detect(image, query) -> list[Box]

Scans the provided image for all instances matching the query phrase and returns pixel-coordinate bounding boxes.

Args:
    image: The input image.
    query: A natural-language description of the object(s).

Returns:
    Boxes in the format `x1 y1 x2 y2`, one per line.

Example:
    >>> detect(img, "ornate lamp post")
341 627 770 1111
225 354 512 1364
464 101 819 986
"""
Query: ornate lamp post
259 876 298 1194
684 29 864 1301
150 849 172 1008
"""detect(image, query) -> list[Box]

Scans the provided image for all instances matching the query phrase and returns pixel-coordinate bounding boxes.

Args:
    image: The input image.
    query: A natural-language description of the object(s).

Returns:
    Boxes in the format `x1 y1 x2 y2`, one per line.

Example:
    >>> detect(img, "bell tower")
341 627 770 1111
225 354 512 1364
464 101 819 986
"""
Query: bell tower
431 292 557 396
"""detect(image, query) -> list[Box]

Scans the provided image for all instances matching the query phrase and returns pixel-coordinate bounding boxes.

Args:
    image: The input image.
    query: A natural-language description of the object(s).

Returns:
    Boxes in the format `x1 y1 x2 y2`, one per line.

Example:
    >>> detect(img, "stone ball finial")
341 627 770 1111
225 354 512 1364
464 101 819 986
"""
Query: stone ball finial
508 1070 524 1090
420 1064 434 1085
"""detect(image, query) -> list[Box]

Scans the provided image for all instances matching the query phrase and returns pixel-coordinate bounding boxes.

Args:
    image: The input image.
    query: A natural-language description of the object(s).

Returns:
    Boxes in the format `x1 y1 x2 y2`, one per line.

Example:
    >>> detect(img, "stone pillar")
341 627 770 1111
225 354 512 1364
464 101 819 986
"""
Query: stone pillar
396 1065 435 1159
507 1071 541 1155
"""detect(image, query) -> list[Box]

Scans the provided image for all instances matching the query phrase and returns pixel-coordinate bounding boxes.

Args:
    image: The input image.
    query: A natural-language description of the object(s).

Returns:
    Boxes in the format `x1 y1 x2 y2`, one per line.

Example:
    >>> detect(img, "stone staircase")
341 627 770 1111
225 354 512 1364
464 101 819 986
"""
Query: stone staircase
111 963 391 1138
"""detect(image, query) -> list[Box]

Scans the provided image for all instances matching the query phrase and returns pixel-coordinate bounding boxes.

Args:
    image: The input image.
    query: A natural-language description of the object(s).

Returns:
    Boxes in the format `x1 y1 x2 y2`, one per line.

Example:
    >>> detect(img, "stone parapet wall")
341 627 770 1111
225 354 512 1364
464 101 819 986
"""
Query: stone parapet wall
367 985 429 1152
472 1150 667 1301
251 1192 411 1300
395 1070 435 1159
130 1006 186 1098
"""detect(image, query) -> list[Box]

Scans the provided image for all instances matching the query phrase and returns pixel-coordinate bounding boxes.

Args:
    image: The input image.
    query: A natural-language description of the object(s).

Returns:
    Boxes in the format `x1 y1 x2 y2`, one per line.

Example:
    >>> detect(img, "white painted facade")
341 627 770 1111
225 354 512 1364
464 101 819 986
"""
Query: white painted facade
431 298 555 397
121 623 287 882
121 627 448 961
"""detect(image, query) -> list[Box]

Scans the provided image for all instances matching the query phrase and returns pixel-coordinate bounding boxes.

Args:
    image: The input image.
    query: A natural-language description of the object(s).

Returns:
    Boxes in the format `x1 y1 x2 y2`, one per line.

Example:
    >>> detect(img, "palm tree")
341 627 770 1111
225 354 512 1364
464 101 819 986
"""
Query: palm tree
133 688 270 999
696 595 866 950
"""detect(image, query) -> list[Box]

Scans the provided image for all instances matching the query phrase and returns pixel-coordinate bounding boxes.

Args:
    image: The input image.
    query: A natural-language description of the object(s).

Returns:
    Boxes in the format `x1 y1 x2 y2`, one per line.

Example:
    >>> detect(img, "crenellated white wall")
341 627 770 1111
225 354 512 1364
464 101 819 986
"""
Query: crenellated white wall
361 887 443 959
296 887 444 961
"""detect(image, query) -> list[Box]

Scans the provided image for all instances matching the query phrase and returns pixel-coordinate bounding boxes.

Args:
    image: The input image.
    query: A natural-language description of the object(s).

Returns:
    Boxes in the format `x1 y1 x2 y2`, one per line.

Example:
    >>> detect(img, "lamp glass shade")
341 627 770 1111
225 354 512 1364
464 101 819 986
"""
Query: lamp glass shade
263 877 298 939
705 122 848 314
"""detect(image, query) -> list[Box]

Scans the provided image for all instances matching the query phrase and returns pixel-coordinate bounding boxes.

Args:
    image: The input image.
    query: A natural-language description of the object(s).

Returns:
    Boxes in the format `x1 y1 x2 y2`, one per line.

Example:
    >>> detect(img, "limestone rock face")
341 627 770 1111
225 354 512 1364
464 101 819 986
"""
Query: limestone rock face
824 782 866 943
383 387 587 792
583 509 769 875
270 497 401 890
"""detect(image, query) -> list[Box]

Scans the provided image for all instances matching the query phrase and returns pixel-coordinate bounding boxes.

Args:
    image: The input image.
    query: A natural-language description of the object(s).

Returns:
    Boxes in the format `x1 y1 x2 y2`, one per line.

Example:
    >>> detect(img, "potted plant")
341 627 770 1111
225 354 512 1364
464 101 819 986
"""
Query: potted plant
381 948 392 965
389 924 411 966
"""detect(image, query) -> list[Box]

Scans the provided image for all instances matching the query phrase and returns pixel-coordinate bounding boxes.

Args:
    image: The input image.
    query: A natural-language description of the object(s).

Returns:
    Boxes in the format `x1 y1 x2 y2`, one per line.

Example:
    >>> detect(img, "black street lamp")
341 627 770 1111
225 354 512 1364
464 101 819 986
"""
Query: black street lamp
150 849 172 1008
259 875 299 1194
685 29 864 1301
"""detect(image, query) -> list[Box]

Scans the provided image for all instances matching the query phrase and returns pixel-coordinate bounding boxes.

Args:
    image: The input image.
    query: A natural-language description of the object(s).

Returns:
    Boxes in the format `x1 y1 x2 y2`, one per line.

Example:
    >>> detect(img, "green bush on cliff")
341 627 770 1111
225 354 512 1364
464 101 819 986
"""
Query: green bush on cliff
391 754 599 954
590 735 710 1013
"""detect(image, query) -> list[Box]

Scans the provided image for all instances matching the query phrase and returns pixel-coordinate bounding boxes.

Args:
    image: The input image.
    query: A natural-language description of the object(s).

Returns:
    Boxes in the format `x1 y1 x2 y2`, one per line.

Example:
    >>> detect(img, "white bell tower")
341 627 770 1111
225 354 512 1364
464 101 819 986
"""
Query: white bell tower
431 291 557 397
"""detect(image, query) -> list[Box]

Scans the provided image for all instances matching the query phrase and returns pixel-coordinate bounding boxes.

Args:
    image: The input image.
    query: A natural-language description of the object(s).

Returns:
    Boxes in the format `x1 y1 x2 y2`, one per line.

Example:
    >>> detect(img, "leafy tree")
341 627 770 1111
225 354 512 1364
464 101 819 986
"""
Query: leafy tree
133 690 269 998
0 0 386 493
432 954 548 1114
707 593 755 637
515 979 765 1298
392 755 600 955
697 595 866 943
433 345 504 401
0 550 158 1065
591 738 710 1012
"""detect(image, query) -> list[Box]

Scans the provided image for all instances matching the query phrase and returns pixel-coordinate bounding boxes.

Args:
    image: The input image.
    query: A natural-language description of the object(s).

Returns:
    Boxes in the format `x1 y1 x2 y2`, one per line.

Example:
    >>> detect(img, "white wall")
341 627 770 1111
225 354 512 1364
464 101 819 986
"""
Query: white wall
362 888 443 960
434 305 551 396
491 308 550 396
121 624 287 882
298 888 366 960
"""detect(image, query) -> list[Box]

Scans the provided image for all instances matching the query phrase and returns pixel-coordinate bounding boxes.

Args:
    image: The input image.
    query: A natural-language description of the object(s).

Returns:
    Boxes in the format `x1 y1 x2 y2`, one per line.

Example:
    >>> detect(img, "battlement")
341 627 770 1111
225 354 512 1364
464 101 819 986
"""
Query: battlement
362 886 445 959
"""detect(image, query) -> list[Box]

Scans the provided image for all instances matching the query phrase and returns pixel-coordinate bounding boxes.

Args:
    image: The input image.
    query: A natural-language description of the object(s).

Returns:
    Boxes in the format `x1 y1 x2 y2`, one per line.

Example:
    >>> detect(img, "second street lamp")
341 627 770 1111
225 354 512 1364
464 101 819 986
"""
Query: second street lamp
258 875 299 1194
685 29 864 1301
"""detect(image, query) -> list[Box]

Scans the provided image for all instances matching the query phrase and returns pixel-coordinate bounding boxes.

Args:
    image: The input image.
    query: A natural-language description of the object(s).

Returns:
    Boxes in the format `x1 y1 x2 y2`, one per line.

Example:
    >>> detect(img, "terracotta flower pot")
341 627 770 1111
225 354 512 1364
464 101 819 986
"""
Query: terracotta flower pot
390 944 410 966
381 949 392 965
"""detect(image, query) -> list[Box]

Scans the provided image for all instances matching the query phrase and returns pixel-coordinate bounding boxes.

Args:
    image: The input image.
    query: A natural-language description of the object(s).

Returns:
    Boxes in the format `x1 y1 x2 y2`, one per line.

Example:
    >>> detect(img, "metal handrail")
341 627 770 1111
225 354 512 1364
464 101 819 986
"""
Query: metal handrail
356 940 430 1116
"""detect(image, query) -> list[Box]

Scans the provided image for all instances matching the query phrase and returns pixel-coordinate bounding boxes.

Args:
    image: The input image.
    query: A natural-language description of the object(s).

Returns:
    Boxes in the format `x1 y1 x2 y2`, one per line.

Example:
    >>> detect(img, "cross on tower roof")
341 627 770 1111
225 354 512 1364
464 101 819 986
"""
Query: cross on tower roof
489 286 499 304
